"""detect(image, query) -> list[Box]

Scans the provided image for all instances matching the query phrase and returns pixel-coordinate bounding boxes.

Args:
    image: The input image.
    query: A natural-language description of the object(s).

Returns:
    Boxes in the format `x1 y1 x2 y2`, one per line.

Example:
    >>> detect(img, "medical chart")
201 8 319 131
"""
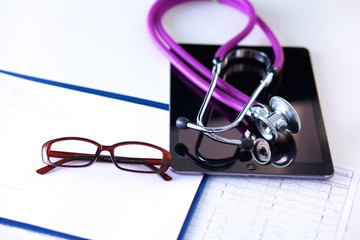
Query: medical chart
184 166 359 240
0 73 203 240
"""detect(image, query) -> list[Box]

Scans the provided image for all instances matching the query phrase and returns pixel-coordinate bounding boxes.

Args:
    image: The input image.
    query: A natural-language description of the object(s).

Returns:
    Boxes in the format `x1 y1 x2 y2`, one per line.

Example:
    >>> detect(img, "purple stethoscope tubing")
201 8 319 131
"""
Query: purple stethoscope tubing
147 0 284 113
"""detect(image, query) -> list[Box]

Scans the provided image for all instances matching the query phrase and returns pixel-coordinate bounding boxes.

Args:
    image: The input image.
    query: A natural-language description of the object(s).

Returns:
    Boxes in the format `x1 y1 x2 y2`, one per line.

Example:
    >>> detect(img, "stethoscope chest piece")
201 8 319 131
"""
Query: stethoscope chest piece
149 0 302 150
253 96 301 141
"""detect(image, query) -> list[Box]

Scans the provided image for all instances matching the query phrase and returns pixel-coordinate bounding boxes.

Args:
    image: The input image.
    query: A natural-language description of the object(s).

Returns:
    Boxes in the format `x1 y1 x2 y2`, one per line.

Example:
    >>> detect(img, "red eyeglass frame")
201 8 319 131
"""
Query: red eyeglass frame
36 137 172 181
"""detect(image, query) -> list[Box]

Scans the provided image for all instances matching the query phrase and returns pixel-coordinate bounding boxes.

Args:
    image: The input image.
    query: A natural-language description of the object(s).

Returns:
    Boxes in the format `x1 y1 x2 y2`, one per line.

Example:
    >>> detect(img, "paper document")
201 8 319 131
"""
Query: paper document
184 166 359 240
0 73 203 239
0 0 170 104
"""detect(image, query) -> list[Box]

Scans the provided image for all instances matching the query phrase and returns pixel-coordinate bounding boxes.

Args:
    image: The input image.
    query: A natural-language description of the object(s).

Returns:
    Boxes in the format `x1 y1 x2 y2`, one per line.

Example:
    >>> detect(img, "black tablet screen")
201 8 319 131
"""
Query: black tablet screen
170 45 334 178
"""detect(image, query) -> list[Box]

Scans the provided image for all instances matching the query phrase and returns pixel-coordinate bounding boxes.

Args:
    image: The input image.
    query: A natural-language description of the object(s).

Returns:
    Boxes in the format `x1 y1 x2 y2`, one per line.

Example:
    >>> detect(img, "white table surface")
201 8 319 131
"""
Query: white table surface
0 0 359 239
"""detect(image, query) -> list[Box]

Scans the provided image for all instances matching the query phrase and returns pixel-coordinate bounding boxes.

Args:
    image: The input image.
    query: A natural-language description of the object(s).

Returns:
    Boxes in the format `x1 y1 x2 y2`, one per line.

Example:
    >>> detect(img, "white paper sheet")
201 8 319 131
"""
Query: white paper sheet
0 73 203 240
184 165 359 240
0 0 170 104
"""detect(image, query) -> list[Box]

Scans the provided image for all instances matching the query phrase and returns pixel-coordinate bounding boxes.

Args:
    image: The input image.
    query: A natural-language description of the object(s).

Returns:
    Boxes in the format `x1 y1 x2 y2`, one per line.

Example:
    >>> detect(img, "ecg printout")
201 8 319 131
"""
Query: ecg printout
184 166 359 240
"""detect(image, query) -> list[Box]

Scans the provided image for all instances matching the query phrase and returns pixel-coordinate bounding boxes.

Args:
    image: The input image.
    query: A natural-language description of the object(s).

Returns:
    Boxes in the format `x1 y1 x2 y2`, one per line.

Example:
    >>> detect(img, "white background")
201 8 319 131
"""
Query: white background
0 0 359 239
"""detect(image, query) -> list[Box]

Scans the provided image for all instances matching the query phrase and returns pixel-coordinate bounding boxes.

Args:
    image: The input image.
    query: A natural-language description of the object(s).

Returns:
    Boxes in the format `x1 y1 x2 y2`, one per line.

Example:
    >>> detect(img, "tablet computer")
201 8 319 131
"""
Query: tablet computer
169 44 334 178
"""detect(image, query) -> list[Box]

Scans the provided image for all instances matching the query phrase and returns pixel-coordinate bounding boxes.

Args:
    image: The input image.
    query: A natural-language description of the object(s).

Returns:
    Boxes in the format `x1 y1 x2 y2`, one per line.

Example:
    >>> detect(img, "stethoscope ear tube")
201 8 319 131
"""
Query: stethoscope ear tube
148 0 300 149
148 0 257 111
195 49 276 133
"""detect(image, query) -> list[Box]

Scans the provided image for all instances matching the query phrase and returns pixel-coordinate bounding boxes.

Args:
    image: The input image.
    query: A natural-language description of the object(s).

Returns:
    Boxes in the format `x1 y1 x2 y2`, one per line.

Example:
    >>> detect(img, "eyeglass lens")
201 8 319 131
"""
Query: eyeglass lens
47 140 98 167
113 144 164 172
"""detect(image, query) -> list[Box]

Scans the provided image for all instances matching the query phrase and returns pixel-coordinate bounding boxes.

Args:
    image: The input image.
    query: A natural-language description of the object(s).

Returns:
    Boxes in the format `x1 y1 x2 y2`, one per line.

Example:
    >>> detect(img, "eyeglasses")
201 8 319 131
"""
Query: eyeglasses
36 137 172 181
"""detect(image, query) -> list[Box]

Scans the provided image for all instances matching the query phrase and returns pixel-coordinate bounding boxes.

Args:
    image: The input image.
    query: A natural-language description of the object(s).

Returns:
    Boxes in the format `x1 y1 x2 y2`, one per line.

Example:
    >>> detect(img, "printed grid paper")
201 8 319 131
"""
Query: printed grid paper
184 166 358 240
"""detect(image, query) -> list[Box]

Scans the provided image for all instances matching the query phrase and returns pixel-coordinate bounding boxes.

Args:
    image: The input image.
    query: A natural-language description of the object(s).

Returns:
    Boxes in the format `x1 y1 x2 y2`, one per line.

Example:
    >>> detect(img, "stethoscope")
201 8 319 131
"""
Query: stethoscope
148 0 301 149
174 88 296 169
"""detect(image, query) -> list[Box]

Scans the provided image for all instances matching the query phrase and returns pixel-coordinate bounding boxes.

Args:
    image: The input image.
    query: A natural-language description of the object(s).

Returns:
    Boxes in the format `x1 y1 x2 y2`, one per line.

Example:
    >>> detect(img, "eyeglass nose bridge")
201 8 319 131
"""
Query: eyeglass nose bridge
98 145 113 152
93 145 115 161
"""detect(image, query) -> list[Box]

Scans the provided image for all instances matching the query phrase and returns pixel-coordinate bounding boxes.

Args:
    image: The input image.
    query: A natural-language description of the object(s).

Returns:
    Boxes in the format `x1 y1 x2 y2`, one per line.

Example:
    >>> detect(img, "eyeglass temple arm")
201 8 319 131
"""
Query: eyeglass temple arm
36 155 92 174
108 156 172 181
36 151 172 181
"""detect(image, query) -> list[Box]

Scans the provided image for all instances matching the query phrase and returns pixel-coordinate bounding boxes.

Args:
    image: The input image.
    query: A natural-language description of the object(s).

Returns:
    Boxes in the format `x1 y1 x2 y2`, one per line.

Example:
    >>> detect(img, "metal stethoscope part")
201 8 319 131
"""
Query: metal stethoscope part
149 0 301 148
251 96 301 141
176 48 301 146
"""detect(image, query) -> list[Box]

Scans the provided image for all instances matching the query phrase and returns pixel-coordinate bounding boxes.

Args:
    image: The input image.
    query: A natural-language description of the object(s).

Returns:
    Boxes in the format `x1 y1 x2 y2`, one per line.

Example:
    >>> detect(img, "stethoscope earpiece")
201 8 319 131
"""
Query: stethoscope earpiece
176 117 190 129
